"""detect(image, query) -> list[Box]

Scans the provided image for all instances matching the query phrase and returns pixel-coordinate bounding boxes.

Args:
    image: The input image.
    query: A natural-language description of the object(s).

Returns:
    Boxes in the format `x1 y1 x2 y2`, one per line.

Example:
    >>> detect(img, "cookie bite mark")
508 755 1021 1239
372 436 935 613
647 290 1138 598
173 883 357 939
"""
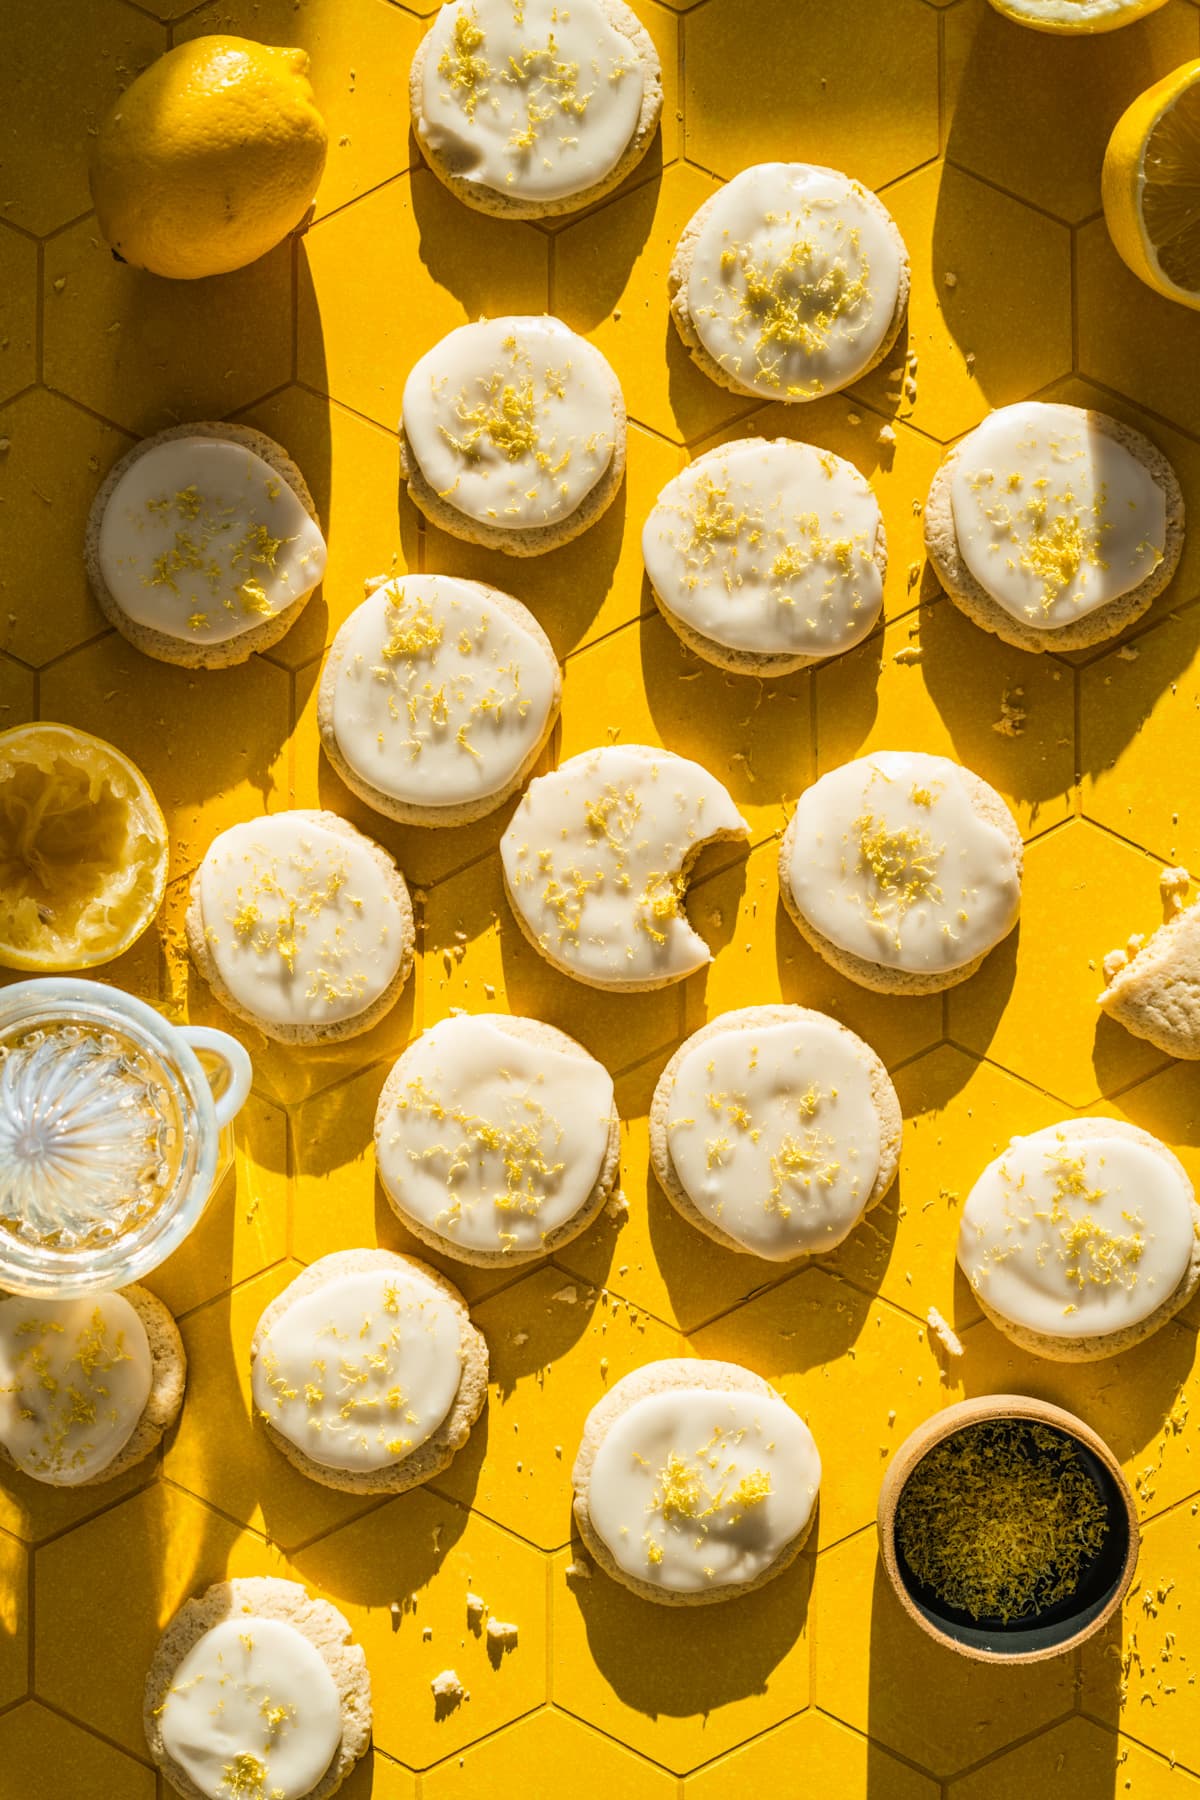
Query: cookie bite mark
1099 875 1200 1059
500 744 749 991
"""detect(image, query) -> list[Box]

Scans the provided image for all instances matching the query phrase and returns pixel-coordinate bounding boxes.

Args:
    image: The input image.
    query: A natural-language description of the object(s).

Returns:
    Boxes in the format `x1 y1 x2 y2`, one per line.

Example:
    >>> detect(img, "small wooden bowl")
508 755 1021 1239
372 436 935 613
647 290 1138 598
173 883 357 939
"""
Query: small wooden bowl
877 1394 1138 1665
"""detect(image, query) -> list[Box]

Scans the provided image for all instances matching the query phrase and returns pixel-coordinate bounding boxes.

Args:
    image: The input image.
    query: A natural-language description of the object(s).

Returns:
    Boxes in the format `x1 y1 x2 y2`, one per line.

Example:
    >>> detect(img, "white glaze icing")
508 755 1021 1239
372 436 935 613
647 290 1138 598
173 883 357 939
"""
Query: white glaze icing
684 163 904 401
158 1616 342 1800
666 1017 883 1260
784 751 1020 975
500 745 749 986
252 1267 463 1472
97 437 326 646
586 1381 820 1593
949 403 1167 629
958 1123 1196 1340
0 1293 152 1486
326 575 558 809
375 1014 614 1255
402 316 619 528
195 815 408 1030
642 438 884 657
420 0 647 204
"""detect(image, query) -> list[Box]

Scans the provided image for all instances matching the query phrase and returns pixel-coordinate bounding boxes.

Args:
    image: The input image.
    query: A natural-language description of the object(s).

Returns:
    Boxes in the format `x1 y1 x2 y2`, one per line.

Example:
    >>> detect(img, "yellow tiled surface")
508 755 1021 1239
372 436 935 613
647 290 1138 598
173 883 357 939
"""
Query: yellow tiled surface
7 0 1200 1793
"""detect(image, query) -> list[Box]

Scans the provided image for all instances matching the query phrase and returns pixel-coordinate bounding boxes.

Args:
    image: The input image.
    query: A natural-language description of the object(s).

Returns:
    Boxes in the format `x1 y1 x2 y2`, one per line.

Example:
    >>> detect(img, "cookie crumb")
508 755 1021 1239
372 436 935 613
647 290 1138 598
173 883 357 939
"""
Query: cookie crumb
565 1558 591 1581
1116 644 1140 662
877 424 896 448
466 1593 487 1633
993 687 1026 737
1160 866 1190 917
431 1670 467 1714
944 271 958 289
926 1307 964 1358
892 645 923 666
485 1617 518 1659
551 1283 578 1305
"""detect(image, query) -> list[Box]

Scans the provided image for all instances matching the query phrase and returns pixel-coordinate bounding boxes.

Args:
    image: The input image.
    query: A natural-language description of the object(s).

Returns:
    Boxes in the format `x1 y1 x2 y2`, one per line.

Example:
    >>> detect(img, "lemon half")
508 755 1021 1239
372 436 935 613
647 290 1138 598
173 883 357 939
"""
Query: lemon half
1103 59 1200 309
0 724 169 972
989 0 1169 31
89 36 328 281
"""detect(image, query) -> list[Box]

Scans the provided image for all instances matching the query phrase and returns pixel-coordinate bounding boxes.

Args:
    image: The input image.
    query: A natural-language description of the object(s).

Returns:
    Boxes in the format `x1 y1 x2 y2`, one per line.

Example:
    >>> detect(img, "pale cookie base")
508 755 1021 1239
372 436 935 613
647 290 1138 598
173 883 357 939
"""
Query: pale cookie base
399 366 627 557
667 170 911 404
410 0 663 221
185 809 415 1046
778 761 1024 995
649 1004 901 1260
571 1358 817 1606
317 576 563 826
647 437 889 676
375 1013 620 1267
924 410 1185 653
84 422 323 670
0 1283 185 1489
144 1576 371 1800
1100 898 1200 1059
250 1249 488 1494
967 1119 1200 1362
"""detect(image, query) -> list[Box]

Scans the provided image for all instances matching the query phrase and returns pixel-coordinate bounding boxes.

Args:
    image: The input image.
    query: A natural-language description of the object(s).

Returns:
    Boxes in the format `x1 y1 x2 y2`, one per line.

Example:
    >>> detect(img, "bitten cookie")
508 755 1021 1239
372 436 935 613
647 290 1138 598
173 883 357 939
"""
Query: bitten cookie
411 0 662 220
0 1287 184 1487
650 1005 900 1261
572 1358 821 1605
779 750 1023 995
925 401 1184 653
500 743 749 991
669 162 909 403
250 1249 488 1495
958 1118 1200 1361
1099 872 1200 1058
144 1576 371 1800
400 315 626 555
317 572 561 827
642 436 887 675
375 1012 619 1265
186 810 414 1046
85 422 327 669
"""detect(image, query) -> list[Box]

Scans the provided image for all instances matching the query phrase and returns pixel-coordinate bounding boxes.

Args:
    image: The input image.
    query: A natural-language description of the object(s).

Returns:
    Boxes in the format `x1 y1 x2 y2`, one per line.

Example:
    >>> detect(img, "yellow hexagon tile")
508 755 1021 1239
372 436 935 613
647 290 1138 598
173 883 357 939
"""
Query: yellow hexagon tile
815 599 1075 840
1081 608 1200 876
686 1707 938 1800
0 224 36 407
685 0 939 190
0 389 130 667
425 1707 677 1798
38 634 292 883
298 168 548 431
1111 1060 1200 1331
1081 1499 1200 1774
431 1263 683 1544
0 655 35 734
951 1717 1192 1798
550 1539 811 1775
946 819 1174 1107
0 0 163 236
1077 216 1200 438
814 1526 1074 1777
851 161 1073 444
0 1528 28 1707
291 1492 549 1768
342 1752 417 1800
942 0 1199 225
0 1444 153 1551
687 837 944 1072
0 1702 155 1800
176 0 422 222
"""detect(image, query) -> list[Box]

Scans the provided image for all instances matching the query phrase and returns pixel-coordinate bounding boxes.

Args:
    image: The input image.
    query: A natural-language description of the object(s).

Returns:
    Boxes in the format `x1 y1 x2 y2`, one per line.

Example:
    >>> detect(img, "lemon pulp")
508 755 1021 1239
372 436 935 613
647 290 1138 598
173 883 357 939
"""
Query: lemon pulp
1140 84 1200 291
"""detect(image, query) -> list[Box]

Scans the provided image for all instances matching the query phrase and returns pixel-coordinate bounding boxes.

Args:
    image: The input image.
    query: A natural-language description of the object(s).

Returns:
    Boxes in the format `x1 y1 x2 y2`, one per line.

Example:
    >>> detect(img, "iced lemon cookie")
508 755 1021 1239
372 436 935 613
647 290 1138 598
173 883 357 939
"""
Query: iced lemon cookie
780 751 1023 995
250 1250 487 1494
958 1119 1200 1361
186 810 414 1045
145 1577 370 1800
317 573 561 827
85 423 327 669
411 0 662 220
0 1287 184 1488
400 315 626 554
669 163 909 403
572 1358 821 1604
650 1005 900 1261
375 1013 618 1265
642 437 887 675
925 401 1183 653
1100 875 1200 1059
501 744 749 991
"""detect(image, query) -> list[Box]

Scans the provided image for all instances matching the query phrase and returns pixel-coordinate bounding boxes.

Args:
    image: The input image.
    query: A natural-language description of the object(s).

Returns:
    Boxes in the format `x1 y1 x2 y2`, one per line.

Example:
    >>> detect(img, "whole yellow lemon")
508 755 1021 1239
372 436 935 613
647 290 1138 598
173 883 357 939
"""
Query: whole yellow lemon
89 36 328 281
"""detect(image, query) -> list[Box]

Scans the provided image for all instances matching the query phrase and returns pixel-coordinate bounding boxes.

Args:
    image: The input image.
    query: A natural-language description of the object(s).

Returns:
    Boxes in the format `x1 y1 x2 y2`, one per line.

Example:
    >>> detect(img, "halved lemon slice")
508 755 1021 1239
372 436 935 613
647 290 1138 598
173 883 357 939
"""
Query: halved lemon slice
989 0 1168 31
0 723 169 971
1104 59 1200 308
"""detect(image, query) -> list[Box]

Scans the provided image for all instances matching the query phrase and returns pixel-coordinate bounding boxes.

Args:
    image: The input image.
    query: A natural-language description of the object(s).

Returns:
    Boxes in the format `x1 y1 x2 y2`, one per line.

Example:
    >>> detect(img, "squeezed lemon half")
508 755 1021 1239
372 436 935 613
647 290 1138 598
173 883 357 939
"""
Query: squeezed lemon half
1104 59 1200 307
988 0 1169 31
0 723 169 971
